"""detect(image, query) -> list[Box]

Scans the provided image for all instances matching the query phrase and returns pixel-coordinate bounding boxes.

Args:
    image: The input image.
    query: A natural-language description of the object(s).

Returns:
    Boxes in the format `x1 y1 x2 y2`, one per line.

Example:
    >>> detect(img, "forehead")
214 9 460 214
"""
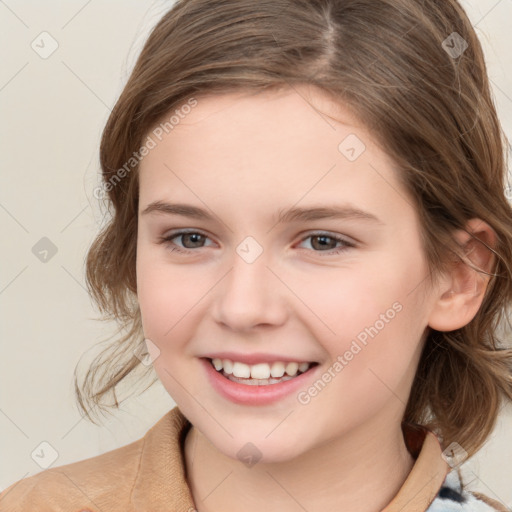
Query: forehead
137 86 414 225
163 85 368 147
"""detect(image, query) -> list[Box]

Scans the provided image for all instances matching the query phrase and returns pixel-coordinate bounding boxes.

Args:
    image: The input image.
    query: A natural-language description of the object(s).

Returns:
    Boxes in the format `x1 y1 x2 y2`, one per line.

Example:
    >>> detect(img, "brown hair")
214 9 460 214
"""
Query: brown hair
77 0 512 461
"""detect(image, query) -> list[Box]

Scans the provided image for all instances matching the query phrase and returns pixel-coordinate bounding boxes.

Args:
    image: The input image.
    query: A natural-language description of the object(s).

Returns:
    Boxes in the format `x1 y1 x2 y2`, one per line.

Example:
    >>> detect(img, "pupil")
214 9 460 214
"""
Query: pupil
314 235 333 250
185 233 203 247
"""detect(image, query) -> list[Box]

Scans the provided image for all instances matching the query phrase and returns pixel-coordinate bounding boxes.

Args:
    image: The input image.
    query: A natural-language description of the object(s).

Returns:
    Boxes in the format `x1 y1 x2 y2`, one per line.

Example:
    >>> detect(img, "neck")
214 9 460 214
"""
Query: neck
184 413 415 512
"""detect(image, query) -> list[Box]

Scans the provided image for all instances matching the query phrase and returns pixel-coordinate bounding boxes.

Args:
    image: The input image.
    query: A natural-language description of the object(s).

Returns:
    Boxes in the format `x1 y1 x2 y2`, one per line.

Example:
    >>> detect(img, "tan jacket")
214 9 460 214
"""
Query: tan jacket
0 406 506 511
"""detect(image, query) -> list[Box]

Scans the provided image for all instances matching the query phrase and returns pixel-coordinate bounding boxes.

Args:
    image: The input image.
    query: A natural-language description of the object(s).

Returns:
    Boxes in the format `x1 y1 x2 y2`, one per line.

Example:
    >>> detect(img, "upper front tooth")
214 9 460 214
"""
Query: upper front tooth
251 363 271 379
232 362 251 378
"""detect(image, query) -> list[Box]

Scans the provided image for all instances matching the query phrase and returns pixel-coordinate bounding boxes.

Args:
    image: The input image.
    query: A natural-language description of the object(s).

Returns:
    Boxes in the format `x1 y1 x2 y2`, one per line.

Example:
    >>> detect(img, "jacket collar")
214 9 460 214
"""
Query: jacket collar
131 405 195 511
131 406 449 511
383 422 450 511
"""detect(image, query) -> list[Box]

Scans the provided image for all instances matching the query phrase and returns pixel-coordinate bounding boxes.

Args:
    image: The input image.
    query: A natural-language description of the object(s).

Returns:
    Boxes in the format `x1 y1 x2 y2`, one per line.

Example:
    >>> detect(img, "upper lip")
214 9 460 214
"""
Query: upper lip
201 352 319 365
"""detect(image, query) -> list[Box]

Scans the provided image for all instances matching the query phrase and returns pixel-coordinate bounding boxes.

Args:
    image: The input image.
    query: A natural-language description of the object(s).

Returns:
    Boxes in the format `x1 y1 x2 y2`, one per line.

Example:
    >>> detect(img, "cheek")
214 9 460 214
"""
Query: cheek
308 306 424 431
136 250 207 399
284 254 420 342
290 253 427 389
136 245 202 349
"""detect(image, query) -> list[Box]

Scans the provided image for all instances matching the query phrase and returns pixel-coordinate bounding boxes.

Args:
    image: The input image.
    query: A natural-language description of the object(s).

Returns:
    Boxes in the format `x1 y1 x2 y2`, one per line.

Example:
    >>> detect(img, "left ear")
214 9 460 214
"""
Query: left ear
427 218 497 332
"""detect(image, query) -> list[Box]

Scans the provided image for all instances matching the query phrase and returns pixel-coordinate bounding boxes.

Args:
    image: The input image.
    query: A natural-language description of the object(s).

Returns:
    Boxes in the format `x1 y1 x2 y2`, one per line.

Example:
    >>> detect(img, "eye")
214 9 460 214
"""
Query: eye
158 230 355 256
296 232 355 255
158 230 214 254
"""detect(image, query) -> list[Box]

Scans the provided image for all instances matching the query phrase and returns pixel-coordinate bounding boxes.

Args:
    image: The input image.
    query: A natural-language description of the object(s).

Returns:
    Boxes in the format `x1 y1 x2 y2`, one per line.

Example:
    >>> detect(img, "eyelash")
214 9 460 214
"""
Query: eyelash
157 230 355 256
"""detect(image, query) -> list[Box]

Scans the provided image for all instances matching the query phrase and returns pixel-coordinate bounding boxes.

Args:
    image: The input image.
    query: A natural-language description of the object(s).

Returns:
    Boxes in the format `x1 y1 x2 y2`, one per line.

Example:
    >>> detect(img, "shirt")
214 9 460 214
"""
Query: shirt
0 405 507 511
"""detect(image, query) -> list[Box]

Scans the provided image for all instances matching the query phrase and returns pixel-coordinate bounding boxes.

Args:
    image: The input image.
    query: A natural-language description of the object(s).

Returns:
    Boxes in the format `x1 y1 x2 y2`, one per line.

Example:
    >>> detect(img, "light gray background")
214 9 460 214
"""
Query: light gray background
1 0 511 507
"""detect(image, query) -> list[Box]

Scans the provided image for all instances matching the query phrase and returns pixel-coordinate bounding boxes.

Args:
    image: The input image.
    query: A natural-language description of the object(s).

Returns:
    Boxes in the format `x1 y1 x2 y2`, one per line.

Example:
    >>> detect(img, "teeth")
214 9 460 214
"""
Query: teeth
270 362 285 378
233 361 251 378
285 362 299 376
211 358 313 379
226 373 296 385
298 362 309 372
223 359 233 374
251 363 271 379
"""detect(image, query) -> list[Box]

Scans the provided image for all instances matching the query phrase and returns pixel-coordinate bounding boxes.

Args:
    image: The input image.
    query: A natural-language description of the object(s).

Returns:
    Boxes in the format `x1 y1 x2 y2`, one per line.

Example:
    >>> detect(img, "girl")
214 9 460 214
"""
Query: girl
2 0 511 511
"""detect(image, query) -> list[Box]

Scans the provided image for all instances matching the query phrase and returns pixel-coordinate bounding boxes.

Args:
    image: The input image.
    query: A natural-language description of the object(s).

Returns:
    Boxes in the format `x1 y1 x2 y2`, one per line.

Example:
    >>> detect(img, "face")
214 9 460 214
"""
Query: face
136 85 439 463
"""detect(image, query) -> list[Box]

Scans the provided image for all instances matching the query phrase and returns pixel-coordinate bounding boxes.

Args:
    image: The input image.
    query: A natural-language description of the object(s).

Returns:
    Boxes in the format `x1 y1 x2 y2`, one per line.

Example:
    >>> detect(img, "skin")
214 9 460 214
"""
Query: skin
136 85 495 512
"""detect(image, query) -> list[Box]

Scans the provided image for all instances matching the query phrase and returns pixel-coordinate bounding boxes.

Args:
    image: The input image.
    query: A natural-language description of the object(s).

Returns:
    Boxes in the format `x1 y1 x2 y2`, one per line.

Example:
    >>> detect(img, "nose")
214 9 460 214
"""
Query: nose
212 247 288 332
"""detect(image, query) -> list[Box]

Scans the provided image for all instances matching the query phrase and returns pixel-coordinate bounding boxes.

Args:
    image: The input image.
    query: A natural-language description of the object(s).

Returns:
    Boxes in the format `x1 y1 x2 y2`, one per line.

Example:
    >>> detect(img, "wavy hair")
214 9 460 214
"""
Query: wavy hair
75 0 512 460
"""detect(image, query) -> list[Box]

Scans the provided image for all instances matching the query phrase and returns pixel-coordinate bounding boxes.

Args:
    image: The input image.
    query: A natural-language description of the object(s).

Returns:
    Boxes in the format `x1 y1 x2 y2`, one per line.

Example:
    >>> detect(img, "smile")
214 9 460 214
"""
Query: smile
210 357 317 385
202 357 321 406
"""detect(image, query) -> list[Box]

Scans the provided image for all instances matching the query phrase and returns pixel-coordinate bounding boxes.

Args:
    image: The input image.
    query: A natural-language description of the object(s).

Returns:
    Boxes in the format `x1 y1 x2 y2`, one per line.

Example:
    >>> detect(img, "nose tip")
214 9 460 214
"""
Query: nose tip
213 252 287 331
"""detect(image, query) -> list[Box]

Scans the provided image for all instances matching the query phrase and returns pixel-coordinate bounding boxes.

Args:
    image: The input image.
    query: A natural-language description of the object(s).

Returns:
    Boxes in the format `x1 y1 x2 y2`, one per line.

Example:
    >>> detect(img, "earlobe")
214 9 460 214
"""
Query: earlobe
427 218 497 332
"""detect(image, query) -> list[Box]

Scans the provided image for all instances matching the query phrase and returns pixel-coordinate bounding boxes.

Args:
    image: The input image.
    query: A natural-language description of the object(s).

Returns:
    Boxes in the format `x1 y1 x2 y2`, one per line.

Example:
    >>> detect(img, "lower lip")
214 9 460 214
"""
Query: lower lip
201 358 320 406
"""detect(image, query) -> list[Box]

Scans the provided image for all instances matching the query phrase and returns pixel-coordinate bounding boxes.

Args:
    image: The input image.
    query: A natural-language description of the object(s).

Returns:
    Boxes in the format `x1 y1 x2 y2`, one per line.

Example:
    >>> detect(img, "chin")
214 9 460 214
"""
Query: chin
217 434 306 466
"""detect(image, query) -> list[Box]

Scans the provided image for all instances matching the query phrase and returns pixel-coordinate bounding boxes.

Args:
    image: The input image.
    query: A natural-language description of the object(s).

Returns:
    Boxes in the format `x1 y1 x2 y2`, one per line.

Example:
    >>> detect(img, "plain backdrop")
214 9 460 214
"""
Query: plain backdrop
1 0 511 507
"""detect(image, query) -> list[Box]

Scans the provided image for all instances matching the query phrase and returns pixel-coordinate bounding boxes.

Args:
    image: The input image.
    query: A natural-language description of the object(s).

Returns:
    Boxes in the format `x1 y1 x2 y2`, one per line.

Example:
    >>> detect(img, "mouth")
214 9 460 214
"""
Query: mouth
204 357 320 386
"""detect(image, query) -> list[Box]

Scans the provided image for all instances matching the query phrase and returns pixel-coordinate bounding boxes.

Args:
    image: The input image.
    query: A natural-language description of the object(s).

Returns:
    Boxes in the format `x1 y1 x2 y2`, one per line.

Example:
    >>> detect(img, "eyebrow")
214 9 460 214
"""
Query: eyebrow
141 200 384 225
